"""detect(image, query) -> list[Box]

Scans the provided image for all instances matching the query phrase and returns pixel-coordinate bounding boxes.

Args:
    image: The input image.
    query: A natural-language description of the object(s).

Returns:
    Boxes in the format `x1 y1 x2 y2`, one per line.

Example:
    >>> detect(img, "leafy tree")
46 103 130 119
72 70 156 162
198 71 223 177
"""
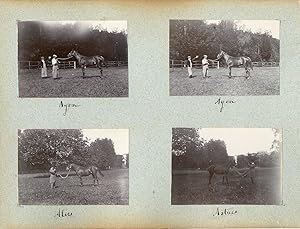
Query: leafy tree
18 129 88 171
18 21 128 61
169 20 279 62
202 139 229 165
88 138 116 169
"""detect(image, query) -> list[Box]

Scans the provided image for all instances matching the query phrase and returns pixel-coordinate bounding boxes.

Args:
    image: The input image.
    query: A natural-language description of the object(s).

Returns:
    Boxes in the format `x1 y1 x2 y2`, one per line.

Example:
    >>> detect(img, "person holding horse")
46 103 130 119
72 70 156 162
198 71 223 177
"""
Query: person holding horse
241 161 256 184
49 165 60 189
186 55 199 78
51 54 60 79
40 56 48 78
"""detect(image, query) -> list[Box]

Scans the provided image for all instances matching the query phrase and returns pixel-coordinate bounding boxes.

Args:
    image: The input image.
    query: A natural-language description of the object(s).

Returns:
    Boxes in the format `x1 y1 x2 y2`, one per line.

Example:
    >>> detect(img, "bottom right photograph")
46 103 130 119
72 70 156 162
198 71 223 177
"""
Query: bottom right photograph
171 128 282 205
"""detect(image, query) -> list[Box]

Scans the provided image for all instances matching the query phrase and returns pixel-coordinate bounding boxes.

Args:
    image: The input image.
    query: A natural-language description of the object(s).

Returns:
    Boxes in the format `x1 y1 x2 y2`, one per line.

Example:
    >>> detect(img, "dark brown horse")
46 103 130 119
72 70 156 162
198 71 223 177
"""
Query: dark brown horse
217 50 253 79
67 50 105 78
67 163 104 186
207 158 236 185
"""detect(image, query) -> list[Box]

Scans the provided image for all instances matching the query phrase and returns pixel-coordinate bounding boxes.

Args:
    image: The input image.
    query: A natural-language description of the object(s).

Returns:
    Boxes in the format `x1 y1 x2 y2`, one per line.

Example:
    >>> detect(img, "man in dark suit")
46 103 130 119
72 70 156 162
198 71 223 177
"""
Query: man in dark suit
186 55 199 78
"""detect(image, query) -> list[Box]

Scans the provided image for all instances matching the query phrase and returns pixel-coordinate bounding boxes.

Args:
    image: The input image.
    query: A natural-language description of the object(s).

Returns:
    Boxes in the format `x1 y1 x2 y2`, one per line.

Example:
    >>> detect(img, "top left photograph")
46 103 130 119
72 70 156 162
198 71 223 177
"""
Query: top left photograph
18 20 128 98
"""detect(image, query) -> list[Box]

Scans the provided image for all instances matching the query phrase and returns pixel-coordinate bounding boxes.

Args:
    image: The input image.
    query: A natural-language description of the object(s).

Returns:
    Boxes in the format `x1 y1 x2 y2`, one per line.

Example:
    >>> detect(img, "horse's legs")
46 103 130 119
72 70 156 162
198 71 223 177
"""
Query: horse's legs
82 65 85 78
92 174 96 186
79 176 83 186
245 67 250 79
98 64 103 78
228 67 232 78
95 171 99 185
209 173 213 185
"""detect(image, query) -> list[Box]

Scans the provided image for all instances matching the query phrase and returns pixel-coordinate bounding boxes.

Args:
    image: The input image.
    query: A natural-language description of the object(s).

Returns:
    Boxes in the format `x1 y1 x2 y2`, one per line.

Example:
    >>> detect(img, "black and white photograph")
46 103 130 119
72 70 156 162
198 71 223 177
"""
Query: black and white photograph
18 20 128 97
18 129 129 205
169 20 280 96
172 128 281 205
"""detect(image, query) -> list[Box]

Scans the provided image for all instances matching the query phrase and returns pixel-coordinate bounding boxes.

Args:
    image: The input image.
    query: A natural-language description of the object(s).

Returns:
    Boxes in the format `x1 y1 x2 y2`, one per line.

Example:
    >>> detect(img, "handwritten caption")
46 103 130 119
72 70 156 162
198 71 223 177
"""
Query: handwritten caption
59 101 80 116
214 97 236 112
213 207 238 217
56 208 72 218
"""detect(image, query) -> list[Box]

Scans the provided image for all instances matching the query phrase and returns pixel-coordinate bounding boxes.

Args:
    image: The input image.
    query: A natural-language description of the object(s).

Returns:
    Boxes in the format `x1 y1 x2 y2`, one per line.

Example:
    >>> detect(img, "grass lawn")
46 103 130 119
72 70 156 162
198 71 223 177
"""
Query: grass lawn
18 169 129 205
19 67 128 97
170 67 280 96
172 167 281 205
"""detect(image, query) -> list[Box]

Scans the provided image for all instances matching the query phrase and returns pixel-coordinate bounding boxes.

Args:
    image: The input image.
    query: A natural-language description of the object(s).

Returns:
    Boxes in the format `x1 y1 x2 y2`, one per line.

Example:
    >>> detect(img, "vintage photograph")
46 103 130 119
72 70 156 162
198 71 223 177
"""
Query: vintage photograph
18 21 128 97
18 129 129 205
172 128 281 205
169 20 280 96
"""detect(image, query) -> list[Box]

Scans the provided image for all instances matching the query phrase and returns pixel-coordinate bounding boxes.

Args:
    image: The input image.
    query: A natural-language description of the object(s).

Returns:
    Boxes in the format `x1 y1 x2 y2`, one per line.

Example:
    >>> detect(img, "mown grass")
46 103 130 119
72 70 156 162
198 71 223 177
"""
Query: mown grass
18 67 128 97
169 67 280 96
172 167 281 205
18 169 129 205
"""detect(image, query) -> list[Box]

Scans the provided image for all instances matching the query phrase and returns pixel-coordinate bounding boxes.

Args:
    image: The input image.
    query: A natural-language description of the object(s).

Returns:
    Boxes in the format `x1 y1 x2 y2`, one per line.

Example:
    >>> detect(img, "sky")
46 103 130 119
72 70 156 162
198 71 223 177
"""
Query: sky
82 129 129 155
198 128 277 156
205 20 279 39
44 20 127 33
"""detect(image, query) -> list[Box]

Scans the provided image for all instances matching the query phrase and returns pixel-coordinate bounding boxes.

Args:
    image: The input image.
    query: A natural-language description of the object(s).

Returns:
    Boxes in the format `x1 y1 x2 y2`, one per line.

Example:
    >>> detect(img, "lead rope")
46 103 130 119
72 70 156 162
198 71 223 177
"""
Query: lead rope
59 170 70 179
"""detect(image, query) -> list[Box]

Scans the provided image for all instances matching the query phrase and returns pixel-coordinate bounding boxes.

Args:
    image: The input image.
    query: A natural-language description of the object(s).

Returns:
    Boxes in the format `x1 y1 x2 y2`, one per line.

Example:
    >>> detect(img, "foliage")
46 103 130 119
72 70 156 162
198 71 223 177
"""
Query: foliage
170 20 279 62
172 128 228 169
18 129 89 170
18 21 127 61
87 138 117 169
172 128 281 169
18 129 122 172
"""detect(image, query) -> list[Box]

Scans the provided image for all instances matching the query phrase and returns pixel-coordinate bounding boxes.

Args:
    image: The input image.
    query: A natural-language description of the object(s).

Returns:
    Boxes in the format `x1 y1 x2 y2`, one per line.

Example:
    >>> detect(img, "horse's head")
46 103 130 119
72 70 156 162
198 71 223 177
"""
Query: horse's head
67 50 76 58
217 50 224 60
229 158 237 168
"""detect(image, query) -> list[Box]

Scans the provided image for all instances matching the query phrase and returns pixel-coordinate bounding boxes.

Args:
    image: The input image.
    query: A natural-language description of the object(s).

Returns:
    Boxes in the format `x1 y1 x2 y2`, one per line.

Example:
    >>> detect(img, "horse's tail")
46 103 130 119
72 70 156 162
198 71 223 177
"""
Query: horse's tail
96 167 105 177
247 57 253 70
97 56 107 68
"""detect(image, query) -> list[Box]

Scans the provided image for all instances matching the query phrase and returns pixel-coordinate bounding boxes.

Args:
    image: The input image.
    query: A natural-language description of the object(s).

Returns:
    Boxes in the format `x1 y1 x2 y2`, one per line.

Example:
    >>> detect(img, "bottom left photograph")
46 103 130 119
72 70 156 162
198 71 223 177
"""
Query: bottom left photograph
18 129 129 205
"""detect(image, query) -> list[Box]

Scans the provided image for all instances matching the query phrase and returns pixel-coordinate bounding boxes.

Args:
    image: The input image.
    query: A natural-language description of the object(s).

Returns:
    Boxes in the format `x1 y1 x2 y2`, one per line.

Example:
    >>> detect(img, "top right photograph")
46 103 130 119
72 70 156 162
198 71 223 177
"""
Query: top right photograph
169 20 280 96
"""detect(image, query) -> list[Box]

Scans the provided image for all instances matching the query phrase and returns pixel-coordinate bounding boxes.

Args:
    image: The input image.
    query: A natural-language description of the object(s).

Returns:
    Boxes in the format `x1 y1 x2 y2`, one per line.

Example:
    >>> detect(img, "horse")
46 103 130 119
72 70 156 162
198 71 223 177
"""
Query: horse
207 158 236 185
67 50 105 78
217 50 253 79
66 163 104 186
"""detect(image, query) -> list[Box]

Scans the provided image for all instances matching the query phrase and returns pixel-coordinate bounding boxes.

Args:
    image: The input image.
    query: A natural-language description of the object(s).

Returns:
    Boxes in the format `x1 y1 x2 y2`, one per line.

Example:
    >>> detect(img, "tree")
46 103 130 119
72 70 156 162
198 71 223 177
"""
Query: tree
169 20 279 62
172 128 203 169
202 139 229 165
18 21 128 61
18 129 88 171
88 138 116 169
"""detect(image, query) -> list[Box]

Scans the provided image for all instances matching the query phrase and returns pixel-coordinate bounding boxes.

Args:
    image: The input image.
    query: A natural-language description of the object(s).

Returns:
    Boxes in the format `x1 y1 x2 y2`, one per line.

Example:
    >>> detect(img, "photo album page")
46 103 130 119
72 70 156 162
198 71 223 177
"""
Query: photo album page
0 0 300 228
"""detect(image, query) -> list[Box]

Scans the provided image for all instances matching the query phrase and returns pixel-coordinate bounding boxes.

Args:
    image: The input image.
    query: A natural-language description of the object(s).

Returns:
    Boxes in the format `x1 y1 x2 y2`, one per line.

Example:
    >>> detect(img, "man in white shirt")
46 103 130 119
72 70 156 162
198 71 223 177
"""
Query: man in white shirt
52 54 60 79
202 55 209 78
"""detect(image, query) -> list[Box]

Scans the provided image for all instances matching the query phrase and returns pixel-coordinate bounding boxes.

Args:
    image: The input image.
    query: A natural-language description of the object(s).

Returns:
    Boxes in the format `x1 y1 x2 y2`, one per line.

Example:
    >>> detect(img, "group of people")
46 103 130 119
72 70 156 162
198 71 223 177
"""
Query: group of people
40 54 67 79
186 54 215 78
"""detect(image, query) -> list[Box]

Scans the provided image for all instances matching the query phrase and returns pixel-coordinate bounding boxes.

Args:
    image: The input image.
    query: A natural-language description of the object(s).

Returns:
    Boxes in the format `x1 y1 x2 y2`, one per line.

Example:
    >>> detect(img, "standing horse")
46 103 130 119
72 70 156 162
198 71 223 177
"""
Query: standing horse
207 159 236 185
217 50 253 79
67 50 105 78
66 163 104 186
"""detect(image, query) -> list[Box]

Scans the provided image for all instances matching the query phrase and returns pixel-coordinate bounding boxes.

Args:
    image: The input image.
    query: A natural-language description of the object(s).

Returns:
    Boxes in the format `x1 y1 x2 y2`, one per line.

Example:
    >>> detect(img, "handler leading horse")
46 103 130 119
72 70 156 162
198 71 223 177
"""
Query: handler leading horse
67 163 104 186
217 50 253 79
67 50 105 78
